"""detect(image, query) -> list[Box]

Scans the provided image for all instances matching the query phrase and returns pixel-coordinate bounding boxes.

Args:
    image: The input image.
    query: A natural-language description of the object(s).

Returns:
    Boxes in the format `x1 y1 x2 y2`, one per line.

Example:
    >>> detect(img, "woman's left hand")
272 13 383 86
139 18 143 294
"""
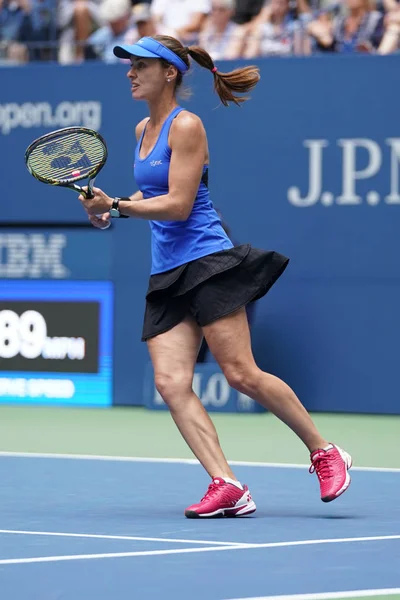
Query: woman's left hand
78 187 113 215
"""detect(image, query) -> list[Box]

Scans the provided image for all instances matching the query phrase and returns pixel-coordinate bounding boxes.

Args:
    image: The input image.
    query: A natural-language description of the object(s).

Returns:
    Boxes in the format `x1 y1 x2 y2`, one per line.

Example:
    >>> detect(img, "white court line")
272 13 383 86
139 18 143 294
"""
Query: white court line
0 452 399 473
1 533 399 566
226 589 400 600
0 529 244 547
0 545 249 565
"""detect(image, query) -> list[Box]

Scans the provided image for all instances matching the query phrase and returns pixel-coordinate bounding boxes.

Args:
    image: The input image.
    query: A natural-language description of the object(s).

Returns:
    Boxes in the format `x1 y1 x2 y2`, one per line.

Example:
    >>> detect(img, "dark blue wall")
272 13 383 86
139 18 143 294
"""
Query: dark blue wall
1 55 399 413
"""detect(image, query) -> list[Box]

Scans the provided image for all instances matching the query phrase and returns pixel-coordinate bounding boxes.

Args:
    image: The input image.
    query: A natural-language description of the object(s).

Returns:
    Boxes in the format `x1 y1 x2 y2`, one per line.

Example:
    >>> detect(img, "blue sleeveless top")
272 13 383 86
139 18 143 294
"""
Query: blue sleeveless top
134 106 233 275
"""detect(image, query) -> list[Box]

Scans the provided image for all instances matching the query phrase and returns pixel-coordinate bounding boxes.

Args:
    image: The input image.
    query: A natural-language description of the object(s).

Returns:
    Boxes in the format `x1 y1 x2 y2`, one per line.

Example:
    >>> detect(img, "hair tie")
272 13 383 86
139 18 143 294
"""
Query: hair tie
211 67 217 73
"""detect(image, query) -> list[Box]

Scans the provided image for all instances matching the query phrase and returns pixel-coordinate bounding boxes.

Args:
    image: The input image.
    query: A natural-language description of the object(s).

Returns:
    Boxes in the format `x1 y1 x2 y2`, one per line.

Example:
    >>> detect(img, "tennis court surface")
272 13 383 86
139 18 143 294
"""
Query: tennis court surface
1 454 400 600
0 407 399 600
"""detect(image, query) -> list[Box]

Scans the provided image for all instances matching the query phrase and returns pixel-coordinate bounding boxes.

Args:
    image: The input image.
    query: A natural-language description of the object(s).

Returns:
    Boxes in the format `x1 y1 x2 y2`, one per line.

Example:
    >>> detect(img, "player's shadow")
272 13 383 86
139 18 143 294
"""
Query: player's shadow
253 509 362 520
22 504 361 522
72 507 361 521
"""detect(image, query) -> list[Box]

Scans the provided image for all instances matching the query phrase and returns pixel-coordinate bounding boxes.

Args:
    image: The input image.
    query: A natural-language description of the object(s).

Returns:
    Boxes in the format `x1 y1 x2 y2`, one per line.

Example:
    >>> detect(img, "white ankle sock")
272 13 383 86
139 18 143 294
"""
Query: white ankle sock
224 478 243 490
323 444 334 451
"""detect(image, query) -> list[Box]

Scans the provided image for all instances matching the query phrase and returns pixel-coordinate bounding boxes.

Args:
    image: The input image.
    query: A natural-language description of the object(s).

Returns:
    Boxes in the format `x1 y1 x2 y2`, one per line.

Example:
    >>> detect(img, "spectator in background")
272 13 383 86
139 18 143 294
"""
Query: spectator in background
0 0 32 62
29 0 58 60
150 0 211 43
378 7 400 52
307 0 384 53
0 0 56 63
131 1 155 37
242 0 301 57
57 0 103 63
87 0 155 62
198 0 244 59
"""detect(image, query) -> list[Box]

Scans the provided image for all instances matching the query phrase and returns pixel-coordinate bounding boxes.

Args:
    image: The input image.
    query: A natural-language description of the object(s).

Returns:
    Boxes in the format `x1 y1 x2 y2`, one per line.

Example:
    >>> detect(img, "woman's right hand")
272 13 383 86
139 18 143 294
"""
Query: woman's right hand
88 212 111 230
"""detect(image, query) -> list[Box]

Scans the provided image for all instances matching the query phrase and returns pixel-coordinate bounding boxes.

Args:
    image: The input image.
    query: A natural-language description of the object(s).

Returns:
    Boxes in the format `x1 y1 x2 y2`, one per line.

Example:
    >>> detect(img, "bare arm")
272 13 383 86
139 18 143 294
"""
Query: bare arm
306 16 334 48
251 3 272 26
377 17 400 54
243 22 263 58
177 12 208 37
224 25 249 59
81 112 207 221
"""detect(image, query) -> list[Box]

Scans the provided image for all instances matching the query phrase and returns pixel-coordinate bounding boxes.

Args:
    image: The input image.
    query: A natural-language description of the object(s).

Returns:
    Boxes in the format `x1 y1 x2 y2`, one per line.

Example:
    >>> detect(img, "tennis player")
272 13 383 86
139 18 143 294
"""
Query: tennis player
78 35 352 518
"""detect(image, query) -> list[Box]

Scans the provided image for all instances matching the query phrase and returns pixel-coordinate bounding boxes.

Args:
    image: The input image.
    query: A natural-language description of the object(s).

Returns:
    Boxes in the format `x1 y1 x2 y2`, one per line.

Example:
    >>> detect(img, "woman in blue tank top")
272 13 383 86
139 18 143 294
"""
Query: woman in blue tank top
79 35 352 518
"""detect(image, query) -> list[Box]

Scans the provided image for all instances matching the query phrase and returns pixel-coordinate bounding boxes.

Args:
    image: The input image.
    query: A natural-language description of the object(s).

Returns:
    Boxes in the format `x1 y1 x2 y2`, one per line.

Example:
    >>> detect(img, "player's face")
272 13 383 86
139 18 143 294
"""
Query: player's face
127 57 169 101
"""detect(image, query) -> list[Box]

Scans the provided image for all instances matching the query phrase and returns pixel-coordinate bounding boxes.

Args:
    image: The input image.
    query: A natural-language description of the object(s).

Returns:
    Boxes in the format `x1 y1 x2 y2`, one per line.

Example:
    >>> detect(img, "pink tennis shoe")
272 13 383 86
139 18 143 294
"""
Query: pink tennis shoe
310 444 352 502
185 477 256 518
185 444 351 518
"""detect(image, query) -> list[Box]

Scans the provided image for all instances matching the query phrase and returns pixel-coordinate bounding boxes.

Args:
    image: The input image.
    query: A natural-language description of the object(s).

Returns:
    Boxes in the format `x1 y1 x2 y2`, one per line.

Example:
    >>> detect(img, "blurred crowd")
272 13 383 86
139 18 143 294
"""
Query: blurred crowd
1 0 399 65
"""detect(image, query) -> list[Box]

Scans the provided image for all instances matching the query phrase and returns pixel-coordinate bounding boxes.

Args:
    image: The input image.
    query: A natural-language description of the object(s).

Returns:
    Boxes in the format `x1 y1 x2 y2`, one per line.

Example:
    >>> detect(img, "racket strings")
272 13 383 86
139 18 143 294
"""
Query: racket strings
27 131 106 184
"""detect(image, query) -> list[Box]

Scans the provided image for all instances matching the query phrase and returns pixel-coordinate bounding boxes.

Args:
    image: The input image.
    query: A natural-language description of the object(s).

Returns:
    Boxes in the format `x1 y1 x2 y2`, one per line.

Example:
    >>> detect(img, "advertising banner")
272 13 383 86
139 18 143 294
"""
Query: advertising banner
1 56 399 413
0 281 113 406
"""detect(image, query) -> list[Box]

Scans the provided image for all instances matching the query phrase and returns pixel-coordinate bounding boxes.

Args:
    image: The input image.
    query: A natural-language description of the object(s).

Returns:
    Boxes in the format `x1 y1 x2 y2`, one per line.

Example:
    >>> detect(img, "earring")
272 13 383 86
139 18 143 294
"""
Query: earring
167 79 171 82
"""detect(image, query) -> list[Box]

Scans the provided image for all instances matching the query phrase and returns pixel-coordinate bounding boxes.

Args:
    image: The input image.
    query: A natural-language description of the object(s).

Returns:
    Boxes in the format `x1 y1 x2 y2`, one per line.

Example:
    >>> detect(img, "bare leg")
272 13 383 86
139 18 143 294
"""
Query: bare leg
147 317 237 479
203 308 328 453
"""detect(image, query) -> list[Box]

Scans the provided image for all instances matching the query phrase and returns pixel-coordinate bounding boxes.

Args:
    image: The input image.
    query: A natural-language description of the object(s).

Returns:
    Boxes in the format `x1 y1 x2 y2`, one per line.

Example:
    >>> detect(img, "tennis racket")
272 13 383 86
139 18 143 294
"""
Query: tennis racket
25 126 110 228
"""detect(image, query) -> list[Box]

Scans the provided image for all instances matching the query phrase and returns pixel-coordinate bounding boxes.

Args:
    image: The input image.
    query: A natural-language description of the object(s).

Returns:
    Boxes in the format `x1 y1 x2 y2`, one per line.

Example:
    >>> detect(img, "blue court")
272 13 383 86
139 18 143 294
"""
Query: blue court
0 455 399 600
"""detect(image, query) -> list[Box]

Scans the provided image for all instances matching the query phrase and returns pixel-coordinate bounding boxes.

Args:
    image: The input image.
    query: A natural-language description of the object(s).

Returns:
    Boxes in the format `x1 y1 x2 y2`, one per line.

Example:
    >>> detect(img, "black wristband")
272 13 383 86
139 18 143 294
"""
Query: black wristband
113 197 130 218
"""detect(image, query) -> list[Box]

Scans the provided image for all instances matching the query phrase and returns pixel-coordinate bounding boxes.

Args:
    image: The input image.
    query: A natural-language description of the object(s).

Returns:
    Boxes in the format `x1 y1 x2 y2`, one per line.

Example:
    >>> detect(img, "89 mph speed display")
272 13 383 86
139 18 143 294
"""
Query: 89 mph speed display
0 301 99 373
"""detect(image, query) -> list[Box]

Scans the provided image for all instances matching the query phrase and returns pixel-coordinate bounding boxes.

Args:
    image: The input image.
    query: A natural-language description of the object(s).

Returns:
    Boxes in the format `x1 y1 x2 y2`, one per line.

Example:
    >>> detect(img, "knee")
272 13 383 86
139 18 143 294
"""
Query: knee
154 370 192 407
223 363 261 396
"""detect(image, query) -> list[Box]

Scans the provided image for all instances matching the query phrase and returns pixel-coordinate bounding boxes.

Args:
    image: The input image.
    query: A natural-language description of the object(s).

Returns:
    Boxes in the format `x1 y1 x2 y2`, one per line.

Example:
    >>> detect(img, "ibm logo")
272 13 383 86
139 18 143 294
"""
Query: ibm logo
0 234 69 278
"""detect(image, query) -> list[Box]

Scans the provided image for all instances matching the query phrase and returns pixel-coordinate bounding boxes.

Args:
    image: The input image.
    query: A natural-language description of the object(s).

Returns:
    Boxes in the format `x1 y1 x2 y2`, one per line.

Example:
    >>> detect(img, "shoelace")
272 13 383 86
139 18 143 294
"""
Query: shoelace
201 482 221 502
309 452 334 481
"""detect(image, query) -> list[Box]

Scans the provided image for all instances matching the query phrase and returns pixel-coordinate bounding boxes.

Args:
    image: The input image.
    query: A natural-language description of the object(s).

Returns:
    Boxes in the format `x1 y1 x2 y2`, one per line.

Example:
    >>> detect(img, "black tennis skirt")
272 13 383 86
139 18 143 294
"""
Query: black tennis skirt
142 244 289 341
